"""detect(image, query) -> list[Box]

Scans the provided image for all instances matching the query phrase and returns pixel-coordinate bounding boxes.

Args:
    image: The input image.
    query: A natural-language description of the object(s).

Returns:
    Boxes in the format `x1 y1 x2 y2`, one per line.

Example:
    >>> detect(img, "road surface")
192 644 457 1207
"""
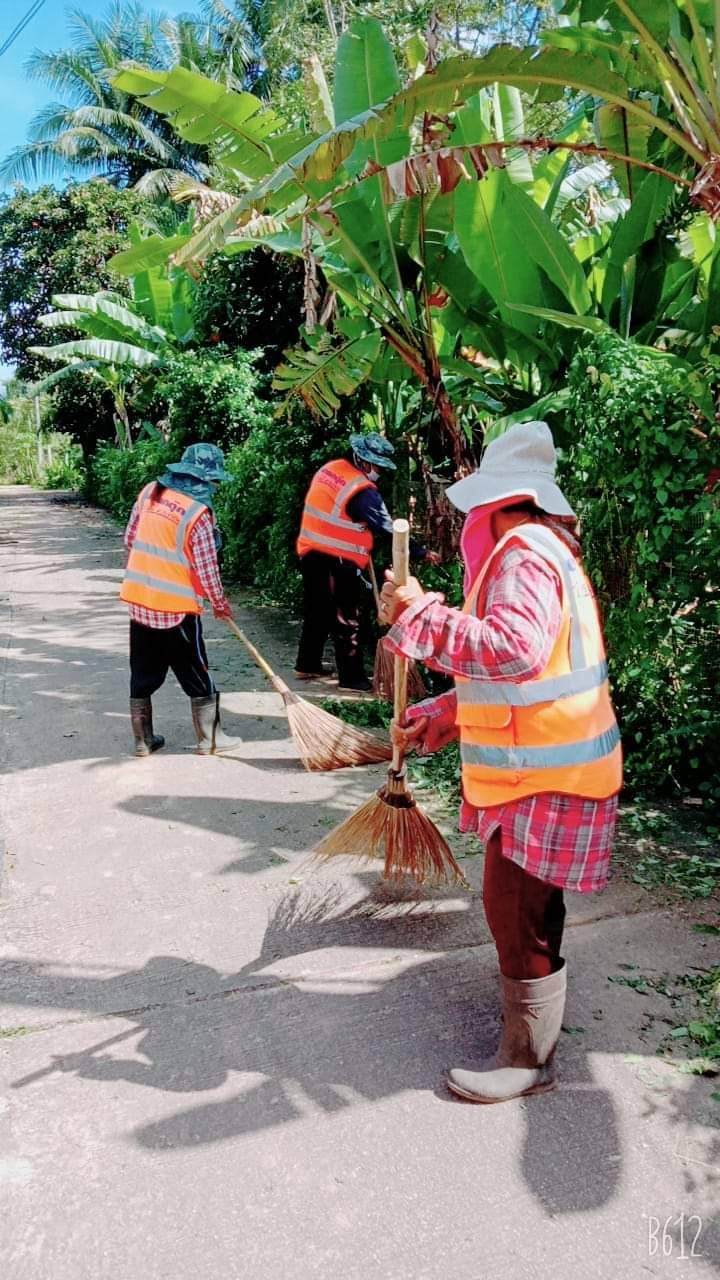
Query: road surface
0 487 718 1279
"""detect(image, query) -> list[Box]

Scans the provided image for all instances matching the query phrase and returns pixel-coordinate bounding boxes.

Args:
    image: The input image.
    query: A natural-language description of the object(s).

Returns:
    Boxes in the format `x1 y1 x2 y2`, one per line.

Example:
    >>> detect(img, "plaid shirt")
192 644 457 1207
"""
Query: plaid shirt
386 545 619 893
123 498 228 630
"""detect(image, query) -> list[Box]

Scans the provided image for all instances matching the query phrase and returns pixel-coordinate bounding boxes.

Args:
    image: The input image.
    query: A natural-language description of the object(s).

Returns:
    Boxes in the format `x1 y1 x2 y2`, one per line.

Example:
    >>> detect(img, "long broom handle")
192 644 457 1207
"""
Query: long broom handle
223 616 290 696
367 558 382 618
391 519 410 773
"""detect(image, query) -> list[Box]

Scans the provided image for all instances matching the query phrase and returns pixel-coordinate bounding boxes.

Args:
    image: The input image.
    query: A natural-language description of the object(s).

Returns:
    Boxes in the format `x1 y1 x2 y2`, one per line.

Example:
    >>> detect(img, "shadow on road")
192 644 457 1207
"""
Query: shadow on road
3 887 719 1229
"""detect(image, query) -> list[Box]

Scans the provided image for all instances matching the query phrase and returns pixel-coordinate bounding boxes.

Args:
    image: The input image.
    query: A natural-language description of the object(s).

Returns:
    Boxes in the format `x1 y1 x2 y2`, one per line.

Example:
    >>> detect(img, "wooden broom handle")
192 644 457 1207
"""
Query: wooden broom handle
391 519 410 772
367 558 382 618
223 616 290 694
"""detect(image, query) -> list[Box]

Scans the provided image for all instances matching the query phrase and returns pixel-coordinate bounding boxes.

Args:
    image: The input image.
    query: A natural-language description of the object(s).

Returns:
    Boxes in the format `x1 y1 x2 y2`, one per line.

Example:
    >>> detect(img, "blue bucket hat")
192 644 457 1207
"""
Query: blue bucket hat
164 443 231 484
350 432 396 471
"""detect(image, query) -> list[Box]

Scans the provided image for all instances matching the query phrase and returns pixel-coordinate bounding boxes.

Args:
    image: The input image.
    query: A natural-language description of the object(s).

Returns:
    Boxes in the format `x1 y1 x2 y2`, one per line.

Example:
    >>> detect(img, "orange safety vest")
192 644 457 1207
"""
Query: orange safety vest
297 459 375 568
456 524 622 807
120 482 208 615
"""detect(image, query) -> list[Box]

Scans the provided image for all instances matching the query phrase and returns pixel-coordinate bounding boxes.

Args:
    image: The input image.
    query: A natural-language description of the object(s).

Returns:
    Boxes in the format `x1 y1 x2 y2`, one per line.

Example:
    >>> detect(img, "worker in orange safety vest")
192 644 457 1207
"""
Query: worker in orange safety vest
380 422 623 1105
120 443 241 757
295 432 438 690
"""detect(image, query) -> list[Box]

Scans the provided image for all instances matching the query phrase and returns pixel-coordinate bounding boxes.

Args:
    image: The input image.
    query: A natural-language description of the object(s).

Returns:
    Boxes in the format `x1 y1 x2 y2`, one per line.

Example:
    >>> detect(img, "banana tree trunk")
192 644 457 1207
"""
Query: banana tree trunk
382 329 472 476
114 399 133 450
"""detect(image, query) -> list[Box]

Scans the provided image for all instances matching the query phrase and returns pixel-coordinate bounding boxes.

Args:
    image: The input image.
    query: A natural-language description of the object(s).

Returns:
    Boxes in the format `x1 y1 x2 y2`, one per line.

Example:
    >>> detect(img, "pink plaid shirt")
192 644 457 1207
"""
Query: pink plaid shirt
385 544 619 893
123 496 229 629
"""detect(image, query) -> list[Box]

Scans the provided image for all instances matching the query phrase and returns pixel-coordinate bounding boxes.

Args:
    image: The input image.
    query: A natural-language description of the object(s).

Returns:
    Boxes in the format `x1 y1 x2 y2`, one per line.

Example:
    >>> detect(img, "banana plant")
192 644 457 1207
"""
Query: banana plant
110 24 595 466
108 10 720 464
29 240 195 448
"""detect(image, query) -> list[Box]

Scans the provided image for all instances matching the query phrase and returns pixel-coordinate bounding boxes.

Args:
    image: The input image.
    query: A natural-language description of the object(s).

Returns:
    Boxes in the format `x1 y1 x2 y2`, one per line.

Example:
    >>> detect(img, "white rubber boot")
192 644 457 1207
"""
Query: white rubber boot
447 962 566 1104
191 694 242 755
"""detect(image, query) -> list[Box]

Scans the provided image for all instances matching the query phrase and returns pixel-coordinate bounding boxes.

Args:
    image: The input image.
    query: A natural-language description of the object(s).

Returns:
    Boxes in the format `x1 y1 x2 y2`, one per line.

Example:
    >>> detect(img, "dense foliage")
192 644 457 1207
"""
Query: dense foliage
192 250 304 368
0 392 79 485
0 184 151 380
562 333 720 802
216 410 350 597
86 435 175 519
3 0 720 812
154 348 273 451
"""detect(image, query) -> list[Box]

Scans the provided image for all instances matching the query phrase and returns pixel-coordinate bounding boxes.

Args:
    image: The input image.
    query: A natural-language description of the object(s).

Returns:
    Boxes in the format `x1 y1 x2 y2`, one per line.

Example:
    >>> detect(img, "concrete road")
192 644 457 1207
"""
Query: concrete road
0 488 718 1279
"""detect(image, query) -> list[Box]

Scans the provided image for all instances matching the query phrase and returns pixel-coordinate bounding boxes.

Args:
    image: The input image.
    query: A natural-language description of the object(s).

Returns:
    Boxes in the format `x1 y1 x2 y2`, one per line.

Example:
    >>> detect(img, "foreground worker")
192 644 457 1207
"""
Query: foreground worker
296 432 436 689
120 443 241 757
380 421 622 1104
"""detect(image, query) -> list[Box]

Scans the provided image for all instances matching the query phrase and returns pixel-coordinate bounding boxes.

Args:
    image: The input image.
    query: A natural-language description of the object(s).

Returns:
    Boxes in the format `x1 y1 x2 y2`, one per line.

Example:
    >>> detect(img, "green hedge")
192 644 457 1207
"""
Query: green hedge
216 410 349 603
86 436 175 521
154 347 273 452
561 332 720 805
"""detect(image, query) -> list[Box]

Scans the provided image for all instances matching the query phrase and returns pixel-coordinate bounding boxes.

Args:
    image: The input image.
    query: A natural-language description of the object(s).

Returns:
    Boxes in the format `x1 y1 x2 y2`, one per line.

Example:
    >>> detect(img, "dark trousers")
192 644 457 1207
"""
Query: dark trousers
129 616 215 700
295 551 366 684
483 832 566 981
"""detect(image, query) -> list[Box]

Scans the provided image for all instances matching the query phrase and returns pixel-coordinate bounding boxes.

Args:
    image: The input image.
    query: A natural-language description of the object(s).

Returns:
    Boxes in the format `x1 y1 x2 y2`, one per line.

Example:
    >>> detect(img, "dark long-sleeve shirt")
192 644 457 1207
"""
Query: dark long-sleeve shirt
347 486 427 560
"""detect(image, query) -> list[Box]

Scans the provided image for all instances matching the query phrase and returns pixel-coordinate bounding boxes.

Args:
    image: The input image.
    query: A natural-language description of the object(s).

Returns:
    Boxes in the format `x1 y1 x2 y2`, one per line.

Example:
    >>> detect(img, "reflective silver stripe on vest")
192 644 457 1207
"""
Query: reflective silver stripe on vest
331 476 369 517
456 660 609 707
303 503 368 534
131 495 206 601
132 539 186 565
461 723 620 771
123 570 199 601
516 524 587 669
175 499 206 561
302 530 371 556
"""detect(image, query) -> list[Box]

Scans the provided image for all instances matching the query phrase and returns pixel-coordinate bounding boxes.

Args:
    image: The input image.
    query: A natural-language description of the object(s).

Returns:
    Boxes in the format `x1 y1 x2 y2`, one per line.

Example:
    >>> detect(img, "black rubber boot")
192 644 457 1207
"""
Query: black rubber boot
129 697 165 757
191 694 242 755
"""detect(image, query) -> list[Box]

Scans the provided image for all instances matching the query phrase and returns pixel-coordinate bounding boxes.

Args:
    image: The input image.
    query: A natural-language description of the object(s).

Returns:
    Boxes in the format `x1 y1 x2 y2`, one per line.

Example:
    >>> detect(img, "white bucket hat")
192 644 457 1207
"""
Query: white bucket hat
446 421 576 517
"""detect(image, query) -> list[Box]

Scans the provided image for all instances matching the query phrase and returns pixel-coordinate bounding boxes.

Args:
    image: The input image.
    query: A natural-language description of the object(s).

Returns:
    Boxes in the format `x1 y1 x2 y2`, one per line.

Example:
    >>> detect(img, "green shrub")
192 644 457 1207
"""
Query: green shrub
0 394 80 486
87 437 175 522
156 348 273 452
215 409 348 604
0 416 42 484
43 372 119 460
562 332 720 806
43 443 85 490
192 249 304 369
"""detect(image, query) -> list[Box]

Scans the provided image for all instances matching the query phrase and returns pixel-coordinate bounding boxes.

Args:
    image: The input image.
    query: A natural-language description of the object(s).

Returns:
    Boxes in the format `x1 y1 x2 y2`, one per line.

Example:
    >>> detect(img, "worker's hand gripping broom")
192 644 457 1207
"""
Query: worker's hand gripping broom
368 558 427 703
223 618 392 772
314 520 464 884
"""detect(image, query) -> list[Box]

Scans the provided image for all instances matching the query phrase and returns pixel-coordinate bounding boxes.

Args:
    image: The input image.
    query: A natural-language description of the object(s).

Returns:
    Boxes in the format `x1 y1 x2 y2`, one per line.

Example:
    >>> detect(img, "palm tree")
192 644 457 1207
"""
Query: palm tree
0 3 221 192
182 0 270 95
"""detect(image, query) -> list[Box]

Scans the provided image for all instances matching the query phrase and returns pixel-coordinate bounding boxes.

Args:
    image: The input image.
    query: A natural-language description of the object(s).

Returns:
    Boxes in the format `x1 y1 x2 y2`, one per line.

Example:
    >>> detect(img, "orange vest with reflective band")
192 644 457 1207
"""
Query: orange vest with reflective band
120 483 208 615
297 459 375 567
456 524 622 807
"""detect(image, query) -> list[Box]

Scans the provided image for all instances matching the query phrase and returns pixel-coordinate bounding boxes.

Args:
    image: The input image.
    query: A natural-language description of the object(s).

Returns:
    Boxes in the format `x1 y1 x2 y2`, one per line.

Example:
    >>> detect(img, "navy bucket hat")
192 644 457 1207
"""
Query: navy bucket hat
165 443 231 485
350 432 396 471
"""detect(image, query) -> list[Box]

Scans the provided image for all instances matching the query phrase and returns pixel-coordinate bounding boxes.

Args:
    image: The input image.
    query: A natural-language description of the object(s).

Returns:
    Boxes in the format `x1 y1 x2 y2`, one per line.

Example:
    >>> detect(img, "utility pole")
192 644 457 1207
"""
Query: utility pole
34 395 43 471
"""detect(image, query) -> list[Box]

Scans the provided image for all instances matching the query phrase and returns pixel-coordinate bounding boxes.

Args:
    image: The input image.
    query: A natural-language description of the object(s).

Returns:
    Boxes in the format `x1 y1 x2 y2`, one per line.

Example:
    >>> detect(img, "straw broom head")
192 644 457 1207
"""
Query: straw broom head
314 765 465 885
313 520 464 886
222 618 391 771
282 688 392 772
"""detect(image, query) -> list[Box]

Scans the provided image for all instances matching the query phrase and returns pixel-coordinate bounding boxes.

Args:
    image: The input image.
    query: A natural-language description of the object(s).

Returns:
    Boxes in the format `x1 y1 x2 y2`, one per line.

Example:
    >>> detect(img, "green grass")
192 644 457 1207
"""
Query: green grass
666 967 720 1074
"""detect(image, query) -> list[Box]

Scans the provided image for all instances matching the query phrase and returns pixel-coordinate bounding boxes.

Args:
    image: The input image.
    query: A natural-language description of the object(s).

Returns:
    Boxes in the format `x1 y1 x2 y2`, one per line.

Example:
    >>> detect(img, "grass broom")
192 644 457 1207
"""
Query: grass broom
314 520 464 884
367 558 428 703
223 617 392 772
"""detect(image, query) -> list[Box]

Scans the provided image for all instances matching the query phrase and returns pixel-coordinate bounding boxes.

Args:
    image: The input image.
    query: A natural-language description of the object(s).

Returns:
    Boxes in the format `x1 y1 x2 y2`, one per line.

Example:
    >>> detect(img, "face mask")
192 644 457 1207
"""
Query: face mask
460 495 536 595
461 509 497 596
367 467 380 482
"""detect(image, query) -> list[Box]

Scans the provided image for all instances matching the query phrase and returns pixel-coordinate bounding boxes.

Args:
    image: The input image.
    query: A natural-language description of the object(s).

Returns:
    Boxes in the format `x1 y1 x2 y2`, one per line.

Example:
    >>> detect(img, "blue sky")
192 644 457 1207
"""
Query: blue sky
0 0 195 383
